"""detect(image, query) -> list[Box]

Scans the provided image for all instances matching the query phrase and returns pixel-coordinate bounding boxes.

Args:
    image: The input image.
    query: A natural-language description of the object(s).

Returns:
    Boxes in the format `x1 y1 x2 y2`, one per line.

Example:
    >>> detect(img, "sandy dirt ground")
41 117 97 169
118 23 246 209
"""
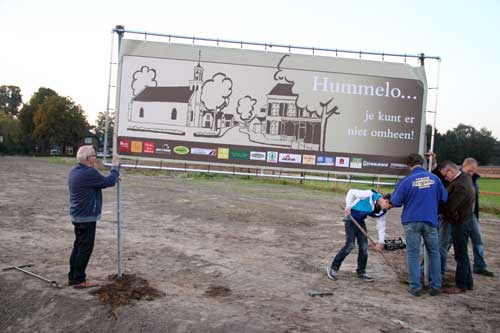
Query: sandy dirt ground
1 156 499 332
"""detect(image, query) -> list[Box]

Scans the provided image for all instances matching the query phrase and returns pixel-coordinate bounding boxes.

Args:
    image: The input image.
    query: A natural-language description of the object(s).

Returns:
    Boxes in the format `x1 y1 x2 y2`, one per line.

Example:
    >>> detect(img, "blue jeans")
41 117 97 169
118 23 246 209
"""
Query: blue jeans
439 216 452 274
440 215 487 273
403 222 441 292
467 215 487 271
331 216 368 274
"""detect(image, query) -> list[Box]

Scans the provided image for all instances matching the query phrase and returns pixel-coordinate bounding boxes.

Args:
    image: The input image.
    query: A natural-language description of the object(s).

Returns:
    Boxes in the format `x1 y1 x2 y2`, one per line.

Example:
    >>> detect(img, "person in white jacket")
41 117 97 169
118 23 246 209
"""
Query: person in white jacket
327 189 392 281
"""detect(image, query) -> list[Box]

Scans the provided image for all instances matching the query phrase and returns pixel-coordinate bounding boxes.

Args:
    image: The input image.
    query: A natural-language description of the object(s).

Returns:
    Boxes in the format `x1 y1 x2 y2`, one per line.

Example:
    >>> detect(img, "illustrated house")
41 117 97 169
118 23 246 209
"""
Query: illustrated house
129 60 208 128
264 83 321 146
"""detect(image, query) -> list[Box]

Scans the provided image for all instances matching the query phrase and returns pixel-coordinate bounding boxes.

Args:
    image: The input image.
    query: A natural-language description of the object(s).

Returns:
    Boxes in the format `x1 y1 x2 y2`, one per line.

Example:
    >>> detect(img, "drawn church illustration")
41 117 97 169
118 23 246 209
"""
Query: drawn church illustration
127 56 323 149
128 60 235 131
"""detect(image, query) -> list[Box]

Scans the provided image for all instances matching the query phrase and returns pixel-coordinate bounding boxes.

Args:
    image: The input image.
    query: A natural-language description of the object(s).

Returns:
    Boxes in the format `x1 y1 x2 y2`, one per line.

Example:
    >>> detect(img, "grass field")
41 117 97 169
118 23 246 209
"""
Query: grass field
35 156 500 217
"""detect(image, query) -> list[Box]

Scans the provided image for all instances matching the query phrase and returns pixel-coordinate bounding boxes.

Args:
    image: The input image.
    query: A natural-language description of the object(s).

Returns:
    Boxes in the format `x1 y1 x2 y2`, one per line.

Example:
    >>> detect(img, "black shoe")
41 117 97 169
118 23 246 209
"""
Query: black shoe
408 288 422 297
474 268 494 277
326 267 338 281
357 273 374 282
430 288 441 296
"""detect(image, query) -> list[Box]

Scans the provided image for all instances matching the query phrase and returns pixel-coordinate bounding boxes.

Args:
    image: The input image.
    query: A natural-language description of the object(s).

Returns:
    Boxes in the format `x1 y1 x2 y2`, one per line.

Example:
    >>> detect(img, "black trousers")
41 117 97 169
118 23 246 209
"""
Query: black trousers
68 222 96 284
451 222 473 290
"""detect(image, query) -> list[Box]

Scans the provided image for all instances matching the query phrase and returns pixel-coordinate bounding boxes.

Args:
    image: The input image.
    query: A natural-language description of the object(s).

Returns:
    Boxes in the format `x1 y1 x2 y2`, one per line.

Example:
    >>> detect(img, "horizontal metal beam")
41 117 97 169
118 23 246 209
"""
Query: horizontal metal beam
104 162 398 186
112 26 441 61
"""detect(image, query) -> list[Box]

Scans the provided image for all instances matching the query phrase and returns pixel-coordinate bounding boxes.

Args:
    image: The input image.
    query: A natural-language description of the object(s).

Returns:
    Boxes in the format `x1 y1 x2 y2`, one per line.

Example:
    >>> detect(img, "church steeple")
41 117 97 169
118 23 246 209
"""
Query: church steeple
193 50 204 81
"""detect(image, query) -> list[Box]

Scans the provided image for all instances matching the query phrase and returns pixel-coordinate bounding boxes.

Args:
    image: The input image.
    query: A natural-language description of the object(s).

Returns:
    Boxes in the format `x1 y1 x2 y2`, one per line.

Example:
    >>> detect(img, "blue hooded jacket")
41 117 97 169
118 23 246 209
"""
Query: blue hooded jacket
68 164 119 223
391 166 448 227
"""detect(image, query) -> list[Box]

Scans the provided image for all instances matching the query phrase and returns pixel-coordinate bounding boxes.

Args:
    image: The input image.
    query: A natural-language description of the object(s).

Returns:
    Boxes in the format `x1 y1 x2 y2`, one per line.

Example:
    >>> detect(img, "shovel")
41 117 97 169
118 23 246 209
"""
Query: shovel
3 264 63 289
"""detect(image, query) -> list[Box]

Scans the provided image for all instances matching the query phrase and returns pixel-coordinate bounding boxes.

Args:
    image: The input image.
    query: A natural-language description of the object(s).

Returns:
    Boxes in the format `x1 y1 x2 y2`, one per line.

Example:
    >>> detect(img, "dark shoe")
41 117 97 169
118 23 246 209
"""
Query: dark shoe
467 284 474 291
326 267 338 281
430 288 441 296
357 273 374 282
408 288 421 297
73 281 98 289
445 287 466 294
67 279 79 286
474 268 494 277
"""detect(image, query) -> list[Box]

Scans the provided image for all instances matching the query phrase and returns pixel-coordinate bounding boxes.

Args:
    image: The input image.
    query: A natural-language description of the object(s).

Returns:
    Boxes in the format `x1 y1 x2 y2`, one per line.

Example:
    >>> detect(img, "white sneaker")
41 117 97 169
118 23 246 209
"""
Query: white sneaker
326 267 338 280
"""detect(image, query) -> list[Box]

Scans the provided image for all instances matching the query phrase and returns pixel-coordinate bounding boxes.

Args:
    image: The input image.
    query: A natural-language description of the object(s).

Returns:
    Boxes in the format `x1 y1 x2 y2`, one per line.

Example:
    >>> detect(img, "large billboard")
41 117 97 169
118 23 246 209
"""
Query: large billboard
116 39 427 176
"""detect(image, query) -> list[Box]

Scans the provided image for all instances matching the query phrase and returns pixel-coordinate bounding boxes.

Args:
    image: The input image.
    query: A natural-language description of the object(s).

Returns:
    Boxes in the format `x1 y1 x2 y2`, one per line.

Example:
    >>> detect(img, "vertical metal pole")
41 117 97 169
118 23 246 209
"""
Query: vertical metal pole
103 31 115 164
425 59 441 287
114 25 125 278
117 165 122 277
428 59 441 166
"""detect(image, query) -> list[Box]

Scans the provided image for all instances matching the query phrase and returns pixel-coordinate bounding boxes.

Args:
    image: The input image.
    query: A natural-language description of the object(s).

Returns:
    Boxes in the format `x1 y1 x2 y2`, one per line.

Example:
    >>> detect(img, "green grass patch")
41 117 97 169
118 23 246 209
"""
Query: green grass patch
477 178 500 192
35 156 74 165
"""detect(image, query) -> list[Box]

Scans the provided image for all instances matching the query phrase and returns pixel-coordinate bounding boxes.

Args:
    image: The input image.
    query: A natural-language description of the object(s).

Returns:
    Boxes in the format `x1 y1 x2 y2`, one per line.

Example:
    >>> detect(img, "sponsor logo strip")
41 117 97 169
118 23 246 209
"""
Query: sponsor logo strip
267 151 278 163
131 141 143 153
278 153 302 164
317 156 335 166
217 148 229 159
173 146 190 155
230 149 250 160
336 156 350 168
191 148 216 156
250 151 266 161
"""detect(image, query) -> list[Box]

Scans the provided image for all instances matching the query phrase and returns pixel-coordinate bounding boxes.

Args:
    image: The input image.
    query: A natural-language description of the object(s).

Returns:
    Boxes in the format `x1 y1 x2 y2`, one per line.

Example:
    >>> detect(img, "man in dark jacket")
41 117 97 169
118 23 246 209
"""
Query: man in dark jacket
439 161 475 293
68 145 120 288
461 158 494 277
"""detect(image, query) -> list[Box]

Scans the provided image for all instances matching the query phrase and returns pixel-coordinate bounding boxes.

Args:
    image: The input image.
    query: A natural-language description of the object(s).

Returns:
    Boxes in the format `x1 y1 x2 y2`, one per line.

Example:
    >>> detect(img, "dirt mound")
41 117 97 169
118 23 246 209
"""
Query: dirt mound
204 285 232 297
92 274 165 316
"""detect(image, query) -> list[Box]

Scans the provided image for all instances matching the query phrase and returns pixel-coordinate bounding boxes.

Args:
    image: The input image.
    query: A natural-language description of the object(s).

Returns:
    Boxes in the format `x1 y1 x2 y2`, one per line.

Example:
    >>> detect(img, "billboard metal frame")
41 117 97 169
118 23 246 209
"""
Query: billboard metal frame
103 25 442 279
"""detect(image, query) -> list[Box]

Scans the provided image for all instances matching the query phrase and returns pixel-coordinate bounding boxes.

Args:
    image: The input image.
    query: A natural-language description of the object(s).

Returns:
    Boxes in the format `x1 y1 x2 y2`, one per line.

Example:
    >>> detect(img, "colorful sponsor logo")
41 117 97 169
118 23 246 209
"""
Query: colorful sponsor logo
336 156 350 168
250 151 266 161
217 147 229 159
131 141 143 153
230 149 250 160
363 161 389 168
143 142 155 154
316 156 335 166
302 154 316 165
279 153 302 163
267 151 278 163
119 139 130 153
191 148 216 156
390 163 407 169
173 146 190 155
350 157 362 169
155 143 171 154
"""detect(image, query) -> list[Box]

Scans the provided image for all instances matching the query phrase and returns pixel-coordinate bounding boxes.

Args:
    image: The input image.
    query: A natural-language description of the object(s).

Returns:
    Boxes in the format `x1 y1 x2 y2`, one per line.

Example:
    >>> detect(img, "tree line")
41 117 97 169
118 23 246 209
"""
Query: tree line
0 85 112 155
1 85 499 165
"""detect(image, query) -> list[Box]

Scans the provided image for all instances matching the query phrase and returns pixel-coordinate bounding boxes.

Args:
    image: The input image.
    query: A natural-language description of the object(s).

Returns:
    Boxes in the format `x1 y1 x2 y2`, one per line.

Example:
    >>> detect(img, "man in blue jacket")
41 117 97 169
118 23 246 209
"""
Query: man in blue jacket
326 189 392 282
68 145 120 288
391 153 448 297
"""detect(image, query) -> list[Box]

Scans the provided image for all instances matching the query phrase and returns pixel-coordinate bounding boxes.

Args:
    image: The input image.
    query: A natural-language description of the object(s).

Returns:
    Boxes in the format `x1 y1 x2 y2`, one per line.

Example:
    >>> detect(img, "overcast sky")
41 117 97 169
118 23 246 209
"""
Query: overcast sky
1 0 499 139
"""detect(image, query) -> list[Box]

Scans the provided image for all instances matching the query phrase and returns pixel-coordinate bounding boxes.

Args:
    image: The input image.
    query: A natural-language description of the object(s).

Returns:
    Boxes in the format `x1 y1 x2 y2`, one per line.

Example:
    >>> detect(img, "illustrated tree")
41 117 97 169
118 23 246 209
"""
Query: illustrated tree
274 55 340 151
131 66 158 96
200 73 233 131
236 96 257 129
0 85 23 116
32 95 89 153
